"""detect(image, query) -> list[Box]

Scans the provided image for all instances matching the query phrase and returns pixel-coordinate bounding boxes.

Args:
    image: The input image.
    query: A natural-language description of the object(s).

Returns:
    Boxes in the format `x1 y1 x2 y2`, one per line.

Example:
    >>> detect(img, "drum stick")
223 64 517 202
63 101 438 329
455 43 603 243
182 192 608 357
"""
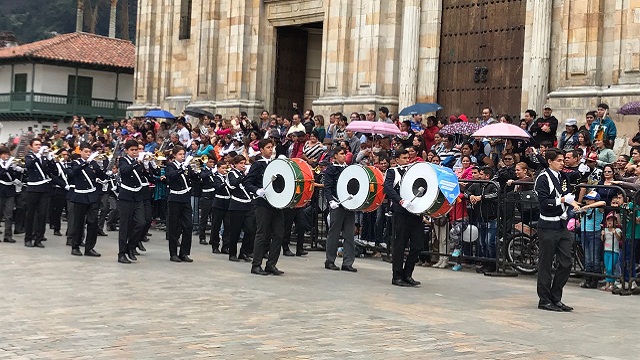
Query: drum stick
337 195 353 205
264 175 277 189
407 187 426 205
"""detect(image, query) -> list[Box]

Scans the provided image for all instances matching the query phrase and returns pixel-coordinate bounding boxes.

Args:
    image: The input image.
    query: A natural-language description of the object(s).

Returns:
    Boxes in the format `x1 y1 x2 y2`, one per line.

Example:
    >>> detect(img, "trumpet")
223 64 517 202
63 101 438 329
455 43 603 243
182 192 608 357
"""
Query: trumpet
191 154 208 165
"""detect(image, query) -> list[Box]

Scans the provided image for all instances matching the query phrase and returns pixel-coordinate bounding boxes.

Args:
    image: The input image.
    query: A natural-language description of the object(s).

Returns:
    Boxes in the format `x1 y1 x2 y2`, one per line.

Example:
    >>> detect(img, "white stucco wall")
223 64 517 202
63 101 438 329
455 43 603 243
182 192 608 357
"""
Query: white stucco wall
34 64 133 102
0 64 34 93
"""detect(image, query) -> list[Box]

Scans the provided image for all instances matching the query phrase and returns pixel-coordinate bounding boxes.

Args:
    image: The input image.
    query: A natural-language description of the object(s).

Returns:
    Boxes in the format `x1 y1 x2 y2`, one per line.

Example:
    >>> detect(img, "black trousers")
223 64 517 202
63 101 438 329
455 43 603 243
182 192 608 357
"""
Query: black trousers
252 205 284 269
167 201 193 257
537 226 573 303
97 193 110 231
199 196 214 240
209 207 229 249
392 211 425 280
138 199 152 243
24 191 50 243
117 200 144 257
71 201 99 251
49 193 66 231
282 207 308 252
106 195 119 229
0 196 15 241
226 209 255 258
13 192 25 233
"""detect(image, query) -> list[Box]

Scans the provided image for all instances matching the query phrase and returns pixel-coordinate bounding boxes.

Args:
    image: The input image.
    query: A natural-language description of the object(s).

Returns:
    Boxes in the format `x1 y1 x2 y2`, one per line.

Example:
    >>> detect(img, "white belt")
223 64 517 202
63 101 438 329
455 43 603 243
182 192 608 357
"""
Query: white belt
0 180 13 186
170 187 191 195
74 188 97 194
231 195 251 203
215 194 230 199
120 183 142 192
202 188 215 193
539 214 561 221
27 179 51 186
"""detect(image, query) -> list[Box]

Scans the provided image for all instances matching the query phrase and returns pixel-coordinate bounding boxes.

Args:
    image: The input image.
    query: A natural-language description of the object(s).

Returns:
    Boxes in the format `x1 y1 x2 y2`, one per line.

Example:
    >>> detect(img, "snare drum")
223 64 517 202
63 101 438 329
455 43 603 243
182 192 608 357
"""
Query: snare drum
263 158 315 209
336 165 385 212
399 162 460 217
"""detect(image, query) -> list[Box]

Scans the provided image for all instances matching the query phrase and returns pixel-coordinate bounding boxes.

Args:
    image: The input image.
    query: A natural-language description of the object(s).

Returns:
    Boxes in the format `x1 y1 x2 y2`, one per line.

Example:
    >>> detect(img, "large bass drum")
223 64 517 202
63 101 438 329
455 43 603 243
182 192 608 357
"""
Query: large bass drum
263 158 315 209
399 162 460 217
336 164 385 212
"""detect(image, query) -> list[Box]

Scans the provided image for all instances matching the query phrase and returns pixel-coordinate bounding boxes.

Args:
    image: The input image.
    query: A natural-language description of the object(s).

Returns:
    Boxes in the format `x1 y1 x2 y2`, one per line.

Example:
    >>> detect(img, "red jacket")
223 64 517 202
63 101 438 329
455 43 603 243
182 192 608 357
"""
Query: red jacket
422 125 439 151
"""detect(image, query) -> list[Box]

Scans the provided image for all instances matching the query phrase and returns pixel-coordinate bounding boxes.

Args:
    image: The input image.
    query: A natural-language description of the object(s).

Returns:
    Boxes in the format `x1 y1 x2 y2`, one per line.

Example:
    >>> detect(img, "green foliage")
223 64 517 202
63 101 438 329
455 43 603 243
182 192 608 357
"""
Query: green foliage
0 0 137 44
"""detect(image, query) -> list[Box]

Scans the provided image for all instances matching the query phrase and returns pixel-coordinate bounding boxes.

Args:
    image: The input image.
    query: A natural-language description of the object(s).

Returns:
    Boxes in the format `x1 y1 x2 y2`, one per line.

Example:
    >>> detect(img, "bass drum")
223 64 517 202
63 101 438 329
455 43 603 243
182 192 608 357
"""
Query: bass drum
263 158 315 209
399 162 460 217
336 165 385 212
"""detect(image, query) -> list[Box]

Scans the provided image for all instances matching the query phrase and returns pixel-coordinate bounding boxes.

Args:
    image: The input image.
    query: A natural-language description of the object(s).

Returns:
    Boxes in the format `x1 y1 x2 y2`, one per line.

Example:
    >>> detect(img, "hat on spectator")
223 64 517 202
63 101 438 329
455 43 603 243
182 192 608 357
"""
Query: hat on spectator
606 211 616 219
543 104 552 110
232 133 243 142
458 114 469 122
565 118 577 127
240 111 248 117
294 131 306 138
585 191 601 201
268 129 280 139
586 152 598 162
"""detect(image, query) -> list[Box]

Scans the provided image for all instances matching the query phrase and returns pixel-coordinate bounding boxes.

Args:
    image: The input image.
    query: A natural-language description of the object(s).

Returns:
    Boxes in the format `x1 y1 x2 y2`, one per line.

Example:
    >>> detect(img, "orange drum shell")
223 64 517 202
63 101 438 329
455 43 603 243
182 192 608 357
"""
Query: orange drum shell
361 166 386 213
290 158 315 208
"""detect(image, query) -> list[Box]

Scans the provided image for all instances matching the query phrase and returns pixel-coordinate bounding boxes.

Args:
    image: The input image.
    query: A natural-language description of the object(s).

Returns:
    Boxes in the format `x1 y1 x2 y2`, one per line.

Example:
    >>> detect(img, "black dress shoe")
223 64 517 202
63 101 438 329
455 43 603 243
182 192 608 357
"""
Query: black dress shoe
251 266 269 275
65 240 72 246
238 253 252 262
199 239 208 245
170 255 182 262
325 262 340 271
118 255 131 264
229 255 240 262
212 248 221 254
392 278 412 287
141 236 150 242
221 248 229 254
24 240 34 247
14 230 24 235
137 242 146 252
128 250 137 261
85 249 101 257
80 241 85 246
3 238 16 243
296 250 308 256
553 301 573 312
265 267 284 275
41 237 47 241
179 255 193 263
538 302 564 312
97 230 107 237
132 248 140 256
404 277 421 286
53 230 62 236
341 265 357 272
34 241 45 248
71 248 83 256
283 249 295 256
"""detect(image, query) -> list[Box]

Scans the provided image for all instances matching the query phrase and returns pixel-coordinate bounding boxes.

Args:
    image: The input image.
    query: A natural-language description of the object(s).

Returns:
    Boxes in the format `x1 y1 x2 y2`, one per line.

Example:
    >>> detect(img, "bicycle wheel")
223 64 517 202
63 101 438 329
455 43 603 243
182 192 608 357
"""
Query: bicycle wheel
507 234 540 274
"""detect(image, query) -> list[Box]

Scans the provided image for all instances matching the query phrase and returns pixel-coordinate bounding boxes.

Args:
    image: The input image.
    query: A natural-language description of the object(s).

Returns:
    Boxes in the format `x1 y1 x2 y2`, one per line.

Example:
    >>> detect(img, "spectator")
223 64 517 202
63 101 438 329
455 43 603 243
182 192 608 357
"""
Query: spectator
530 104 558 146
590 103 617 143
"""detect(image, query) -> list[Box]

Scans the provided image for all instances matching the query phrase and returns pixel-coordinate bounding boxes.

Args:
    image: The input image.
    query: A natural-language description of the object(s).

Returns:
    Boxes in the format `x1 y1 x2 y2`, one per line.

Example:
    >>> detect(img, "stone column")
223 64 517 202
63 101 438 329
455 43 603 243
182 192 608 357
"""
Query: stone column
526 0 552 111
399 0 421 112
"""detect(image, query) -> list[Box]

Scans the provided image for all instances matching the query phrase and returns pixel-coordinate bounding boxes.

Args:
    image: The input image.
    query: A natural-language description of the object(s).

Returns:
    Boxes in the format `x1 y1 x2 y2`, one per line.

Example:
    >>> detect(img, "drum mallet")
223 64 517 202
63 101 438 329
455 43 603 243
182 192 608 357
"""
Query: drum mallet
264 175 277 189
406 187 426 206
337 195 353 205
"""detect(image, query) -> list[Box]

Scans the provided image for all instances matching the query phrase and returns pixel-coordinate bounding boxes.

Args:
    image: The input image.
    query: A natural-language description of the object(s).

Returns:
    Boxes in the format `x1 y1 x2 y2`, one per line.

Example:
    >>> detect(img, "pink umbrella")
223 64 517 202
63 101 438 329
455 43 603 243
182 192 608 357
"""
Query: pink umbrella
372 122 402 136
471 123 531 141
346 121 373 132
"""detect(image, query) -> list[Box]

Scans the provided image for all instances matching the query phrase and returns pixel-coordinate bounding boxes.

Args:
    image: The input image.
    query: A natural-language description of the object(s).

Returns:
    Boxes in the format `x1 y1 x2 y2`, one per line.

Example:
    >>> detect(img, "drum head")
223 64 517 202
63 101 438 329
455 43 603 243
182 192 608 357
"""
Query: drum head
263 159 297 209
400 162 437 215
336 165 372 211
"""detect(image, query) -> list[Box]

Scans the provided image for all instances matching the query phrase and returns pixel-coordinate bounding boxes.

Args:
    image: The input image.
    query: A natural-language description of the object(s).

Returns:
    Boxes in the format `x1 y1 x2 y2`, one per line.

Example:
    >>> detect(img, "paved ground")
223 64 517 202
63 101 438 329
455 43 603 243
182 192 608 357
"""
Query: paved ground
0 224 637 359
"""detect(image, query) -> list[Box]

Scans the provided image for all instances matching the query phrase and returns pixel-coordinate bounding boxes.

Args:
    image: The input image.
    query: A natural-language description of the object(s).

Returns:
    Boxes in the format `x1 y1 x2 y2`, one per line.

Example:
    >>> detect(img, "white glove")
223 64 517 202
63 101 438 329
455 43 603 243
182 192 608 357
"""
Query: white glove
35 152 42 159
564 193 575 204
6 157 14 168
64 185 70 191
402 200 411 209
256 188 266 198
184 155 193 165
87 152 99 163
137 152 145 161
329 200 339 210
106 170 113 176
143 160 150 169
38 146 46 156
47 152 54 161
12 165 24 173
578 163 589 173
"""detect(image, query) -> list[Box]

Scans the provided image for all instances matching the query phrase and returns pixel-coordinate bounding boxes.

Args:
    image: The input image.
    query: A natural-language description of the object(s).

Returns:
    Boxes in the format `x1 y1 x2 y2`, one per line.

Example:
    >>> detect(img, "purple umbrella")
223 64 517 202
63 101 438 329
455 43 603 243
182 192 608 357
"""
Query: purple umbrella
440 122 482 136
617 101 640 116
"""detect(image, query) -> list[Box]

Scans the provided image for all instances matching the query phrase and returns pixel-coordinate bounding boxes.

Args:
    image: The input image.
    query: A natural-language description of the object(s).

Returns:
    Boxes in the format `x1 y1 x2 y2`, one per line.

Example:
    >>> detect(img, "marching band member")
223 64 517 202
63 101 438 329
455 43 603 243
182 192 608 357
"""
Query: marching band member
68 143 106 257
24 139 56 248
210 162 231 253
245 139 285 275
116 140 146 264
383 149 423 287
164 145 196 262
225 155 255 263
323 147 357 272
49 148 70 237
0 146 23 243
199 157 217 245
137 146 160 253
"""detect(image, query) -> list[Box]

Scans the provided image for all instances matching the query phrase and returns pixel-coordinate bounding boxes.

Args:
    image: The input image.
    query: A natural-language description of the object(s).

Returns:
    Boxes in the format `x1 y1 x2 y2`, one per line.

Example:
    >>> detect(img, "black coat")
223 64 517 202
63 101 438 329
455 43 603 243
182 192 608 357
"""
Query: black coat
244 157 270 208
227 168 252 211
117 155 146 202
323 162 347 203
165 161 195 203
68 159 105 204
212 172 230 209
24 152 56 193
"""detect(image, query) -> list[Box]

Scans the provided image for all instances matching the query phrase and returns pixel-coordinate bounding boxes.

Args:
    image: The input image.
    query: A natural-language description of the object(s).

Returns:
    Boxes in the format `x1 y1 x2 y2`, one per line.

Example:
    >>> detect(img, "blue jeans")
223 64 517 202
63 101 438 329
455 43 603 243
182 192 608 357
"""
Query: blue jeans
581 231 601 273
604 251 619 283
621 239 637 281
474 220 497 260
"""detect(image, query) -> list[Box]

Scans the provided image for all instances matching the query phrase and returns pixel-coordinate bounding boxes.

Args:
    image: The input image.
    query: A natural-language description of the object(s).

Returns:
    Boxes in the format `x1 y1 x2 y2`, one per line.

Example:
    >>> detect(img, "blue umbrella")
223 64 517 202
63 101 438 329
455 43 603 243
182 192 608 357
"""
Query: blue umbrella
144 109 176 119
399 103 443 116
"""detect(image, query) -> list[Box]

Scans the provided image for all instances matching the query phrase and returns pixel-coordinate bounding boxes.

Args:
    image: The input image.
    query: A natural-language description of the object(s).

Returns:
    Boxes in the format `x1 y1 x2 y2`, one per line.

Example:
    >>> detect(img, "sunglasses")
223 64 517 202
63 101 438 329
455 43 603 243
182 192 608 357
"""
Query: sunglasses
504 158 514 161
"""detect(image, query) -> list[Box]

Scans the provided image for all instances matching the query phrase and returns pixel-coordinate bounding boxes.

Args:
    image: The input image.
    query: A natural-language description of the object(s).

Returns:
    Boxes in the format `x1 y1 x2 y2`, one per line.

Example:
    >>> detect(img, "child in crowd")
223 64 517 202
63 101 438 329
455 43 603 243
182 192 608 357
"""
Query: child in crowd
578 191 606 289
601 212 622 292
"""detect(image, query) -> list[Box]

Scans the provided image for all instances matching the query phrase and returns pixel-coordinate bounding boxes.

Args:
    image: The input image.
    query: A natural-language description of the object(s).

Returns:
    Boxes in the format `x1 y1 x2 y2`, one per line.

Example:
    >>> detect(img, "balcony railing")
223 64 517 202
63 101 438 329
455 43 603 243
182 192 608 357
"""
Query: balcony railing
0 92 132 119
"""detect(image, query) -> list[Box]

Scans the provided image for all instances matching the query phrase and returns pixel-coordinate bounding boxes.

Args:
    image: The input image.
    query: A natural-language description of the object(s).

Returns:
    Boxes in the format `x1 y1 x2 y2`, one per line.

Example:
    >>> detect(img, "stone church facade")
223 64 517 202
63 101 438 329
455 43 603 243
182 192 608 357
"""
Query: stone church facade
130 0 640 138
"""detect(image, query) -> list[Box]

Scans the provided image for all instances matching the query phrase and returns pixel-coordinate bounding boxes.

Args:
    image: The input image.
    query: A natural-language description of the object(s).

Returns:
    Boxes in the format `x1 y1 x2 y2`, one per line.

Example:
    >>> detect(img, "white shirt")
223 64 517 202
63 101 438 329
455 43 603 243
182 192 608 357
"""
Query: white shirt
177 127 190 147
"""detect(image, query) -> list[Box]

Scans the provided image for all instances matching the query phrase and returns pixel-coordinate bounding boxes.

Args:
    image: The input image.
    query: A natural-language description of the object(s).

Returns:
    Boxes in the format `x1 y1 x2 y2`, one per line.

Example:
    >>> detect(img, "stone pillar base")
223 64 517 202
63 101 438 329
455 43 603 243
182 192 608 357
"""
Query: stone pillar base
312 95 399 120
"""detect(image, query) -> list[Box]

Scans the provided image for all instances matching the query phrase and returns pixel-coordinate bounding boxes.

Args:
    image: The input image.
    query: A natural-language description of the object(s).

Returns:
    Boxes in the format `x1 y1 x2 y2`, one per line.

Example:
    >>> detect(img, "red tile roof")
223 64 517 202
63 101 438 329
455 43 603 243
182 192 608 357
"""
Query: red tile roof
0 32 134 70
